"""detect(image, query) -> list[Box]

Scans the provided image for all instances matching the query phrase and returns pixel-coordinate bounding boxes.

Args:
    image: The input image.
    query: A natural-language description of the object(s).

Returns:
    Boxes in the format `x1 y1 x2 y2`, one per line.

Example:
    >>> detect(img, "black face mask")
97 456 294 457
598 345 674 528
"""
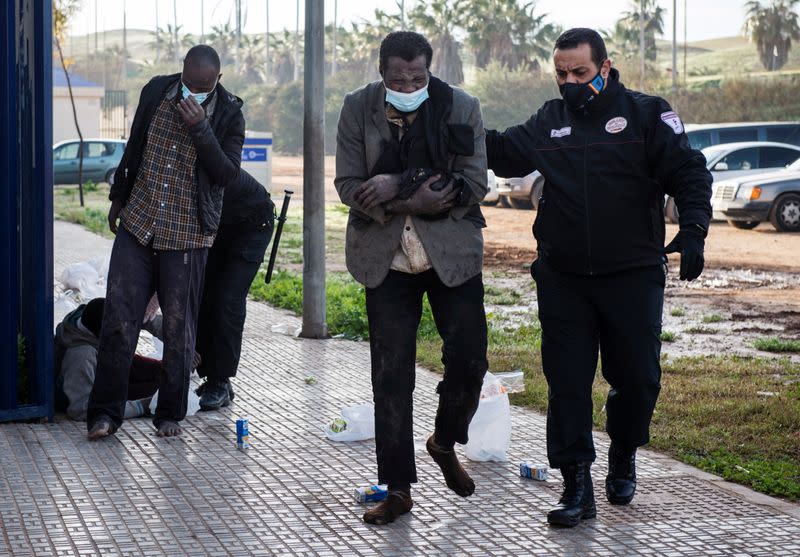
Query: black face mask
558 66 606 112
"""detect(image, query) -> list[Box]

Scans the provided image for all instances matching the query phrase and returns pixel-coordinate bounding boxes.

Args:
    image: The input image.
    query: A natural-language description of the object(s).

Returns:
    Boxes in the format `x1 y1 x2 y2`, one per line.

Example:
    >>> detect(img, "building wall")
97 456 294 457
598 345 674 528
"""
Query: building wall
52 85 103 144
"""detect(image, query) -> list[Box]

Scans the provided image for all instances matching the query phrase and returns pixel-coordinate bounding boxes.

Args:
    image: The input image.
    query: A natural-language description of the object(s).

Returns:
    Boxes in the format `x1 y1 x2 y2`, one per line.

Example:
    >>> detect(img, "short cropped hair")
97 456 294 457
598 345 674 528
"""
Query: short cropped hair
379 31 433 73
554 28 608 67
184 45 221 72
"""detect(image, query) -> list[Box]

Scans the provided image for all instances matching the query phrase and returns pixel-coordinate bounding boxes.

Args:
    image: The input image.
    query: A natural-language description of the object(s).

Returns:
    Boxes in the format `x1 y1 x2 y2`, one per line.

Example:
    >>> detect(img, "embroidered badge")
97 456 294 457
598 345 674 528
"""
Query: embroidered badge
660 111 684 134
605 116 627 134
550 126 572 138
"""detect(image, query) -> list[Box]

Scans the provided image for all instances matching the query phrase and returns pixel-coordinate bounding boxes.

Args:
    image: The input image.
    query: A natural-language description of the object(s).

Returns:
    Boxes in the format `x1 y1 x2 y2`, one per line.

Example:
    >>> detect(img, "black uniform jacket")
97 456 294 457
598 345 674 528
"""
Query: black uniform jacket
486 68 712 276
110 73 245 235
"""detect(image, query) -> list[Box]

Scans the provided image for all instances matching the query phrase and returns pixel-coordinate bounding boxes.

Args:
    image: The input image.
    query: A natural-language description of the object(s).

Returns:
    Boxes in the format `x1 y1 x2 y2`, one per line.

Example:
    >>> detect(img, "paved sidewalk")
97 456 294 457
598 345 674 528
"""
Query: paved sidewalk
1 221 799 556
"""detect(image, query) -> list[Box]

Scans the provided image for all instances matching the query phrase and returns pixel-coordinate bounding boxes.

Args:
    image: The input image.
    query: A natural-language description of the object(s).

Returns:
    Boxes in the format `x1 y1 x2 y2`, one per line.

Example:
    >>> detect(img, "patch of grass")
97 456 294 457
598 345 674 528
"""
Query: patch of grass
484 284 522 306
53 183 116 238
754 338 800 353
660 331 677 342
57 207 111 238
703 314 724 324
83 180 99 192
670 307 685 317
686 326 718 335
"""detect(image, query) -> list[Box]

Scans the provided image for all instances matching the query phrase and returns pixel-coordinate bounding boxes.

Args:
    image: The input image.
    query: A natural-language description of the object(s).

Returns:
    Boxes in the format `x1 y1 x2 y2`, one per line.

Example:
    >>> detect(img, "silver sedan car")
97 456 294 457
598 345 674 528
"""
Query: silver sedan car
712 157 800 231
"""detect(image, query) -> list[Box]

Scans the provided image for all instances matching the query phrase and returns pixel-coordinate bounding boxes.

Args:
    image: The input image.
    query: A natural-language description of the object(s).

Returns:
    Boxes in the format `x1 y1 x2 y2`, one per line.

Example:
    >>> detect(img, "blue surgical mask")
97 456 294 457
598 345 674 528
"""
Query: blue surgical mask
385 83 430 113
181 79 216 104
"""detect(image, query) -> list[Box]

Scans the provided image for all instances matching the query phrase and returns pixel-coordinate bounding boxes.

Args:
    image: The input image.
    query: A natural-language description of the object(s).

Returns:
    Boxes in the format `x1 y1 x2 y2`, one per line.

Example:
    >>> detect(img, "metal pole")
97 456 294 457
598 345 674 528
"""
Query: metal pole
331 0 337 76
200 0 204 43
301 0 327 339
123 0 127 83
155 0 160 63
401 0 405 30
173 0 178 64
235 0 242 75
672 0 677 91
294 0 300 81
94 0 98 53
265 0 270 82
639 0 645 90
683 0 687 85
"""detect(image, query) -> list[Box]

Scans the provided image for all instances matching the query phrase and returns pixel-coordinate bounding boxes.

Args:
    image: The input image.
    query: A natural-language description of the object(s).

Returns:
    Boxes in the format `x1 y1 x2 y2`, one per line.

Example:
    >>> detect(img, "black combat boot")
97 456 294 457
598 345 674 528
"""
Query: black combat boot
605 443 637 505
197 378 234 411
547 462 596 527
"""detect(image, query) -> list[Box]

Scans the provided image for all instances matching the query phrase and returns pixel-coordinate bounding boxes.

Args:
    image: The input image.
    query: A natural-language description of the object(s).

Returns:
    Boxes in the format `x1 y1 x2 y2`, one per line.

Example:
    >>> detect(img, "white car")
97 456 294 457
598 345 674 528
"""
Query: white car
665 141 800 222
481 169 500 206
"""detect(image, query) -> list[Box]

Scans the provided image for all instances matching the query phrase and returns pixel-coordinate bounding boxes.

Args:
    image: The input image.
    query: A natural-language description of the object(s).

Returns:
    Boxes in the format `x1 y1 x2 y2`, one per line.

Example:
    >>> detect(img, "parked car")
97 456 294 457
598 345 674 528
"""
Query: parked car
494 170 544 210
685 121 800 151
712 157 800 231
53 139 126 185
664 141 800 223
481 169 500 206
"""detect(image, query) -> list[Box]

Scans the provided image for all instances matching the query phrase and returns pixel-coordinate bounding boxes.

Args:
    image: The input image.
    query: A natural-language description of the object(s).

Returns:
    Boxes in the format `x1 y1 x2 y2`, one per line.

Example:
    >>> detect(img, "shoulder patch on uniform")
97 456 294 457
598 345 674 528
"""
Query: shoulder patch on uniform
660 111 684 134
605 117 627 134
550 126 572 138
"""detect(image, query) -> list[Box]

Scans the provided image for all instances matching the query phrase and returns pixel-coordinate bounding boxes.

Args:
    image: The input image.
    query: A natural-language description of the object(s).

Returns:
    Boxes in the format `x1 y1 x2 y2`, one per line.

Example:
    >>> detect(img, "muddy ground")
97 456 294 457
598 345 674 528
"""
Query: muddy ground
273 155 800 362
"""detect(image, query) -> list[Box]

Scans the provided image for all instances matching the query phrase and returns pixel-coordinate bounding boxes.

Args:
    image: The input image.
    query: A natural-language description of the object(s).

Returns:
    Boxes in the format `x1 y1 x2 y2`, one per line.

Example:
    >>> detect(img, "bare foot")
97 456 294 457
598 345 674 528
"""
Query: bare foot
426 435 475 497
156 420 183 437
363 492 413 525
87 416 114 440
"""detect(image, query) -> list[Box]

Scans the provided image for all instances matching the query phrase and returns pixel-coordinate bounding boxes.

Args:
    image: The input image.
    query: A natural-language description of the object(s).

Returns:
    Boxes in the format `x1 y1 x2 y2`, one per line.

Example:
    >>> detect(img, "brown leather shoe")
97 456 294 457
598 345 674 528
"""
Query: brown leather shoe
362 491 413 525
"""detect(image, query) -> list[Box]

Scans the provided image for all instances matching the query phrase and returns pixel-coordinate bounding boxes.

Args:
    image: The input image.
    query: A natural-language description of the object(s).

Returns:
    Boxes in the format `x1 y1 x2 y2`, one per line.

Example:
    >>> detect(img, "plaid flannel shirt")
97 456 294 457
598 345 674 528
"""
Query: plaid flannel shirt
121 94 215 250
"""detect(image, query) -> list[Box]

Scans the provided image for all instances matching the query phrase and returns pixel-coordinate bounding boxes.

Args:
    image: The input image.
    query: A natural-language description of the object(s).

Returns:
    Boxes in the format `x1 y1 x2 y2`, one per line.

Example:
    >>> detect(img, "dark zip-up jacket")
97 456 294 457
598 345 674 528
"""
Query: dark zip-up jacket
486 69 712 275
110 73 245 234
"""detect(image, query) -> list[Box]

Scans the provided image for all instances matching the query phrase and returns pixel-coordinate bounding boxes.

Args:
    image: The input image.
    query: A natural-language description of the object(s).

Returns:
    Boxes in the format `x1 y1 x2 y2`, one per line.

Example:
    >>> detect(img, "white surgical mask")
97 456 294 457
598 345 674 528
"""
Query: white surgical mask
181 79 216 104
385 83 430 113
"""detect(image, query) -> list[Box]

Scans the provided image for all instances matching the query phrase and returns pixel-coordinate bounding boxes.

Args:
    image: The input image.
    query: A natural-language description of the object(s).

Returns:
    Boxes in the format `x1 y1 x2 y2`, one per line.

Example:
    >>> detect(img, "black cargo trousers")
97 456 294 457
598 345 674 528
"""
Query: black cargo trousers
532 257 665 467
365 269 489 486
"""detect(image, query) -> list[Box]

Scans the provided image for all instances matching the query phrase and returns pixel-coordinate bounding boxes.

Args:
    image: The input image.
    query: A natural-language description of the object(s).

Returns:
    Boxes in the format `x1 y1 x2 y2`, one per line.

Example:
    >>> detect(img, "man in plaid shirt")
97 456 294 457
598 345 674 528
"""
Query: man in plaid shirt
87 45 245 439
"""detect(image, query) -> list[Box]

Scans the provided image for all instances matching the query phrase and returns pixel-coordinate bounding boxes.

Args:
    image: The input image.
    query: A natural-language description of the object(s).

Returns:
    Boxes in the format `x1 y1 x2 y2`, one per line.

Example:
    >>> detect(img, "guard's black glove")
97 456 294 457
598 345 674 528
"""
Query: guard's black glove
664 226 706 281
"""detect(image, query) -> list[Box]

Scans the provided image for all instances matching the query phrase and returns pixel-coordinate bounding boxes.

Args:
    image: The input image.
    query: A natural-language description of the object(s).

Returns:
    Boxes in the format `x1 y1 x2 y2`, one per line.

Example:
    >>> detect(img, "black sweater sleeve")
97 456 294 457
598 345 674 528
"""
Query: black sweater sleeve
645 98 712 231
484 112 540 178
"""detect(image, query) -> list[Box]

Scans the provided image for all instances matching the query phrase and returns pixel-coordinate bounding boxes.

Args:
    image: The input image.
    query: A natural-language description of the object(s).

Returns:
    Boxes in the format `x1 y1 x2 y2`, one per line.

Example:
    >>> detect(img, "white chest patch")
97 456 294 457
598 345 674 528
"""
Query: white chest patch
550 126 572 138
605 116 627 134
660 111 684 134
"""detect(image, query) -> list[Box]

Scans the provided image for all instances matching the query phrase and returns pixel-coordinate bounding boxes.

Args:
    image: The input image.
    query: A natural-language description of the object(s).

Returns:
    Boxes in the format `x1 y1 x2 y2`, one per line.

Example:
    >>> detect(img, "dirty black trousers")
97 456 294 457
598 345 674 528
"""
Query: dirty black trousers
366 270 488 485
532 257 665 467
196 224 272 380
87 227 208 430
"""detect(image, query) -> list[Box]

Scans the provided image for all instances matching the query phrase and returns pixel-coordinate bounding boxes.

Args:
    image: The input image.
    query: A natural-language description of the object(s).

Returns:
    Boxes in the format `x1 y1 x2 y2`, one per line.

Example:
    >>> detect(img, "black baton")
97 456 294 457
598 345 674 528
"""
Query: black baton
264 189 293 284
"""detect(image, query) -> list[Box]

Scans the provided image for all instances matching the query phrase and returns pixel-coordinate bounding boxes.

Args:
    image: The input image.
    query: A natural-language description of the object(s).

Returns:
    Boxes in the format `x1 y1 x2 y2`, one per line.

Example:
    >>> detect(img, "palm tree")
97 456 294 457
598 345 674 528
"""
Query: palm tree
408 0 465 84
239 34 265 83
150 24 194 64
208 23 237 67
269 29 302 85
465 0 560 71
616 0 665 62
744 0 800 71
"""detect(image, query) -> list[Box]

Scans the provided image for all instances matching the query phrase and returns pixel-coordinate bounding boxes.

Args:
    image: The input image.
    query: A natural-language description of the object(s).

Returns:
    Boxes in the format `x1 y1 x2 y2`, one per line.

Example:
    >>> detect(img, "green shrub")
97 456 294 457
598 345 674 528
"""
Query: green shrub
754 338 800 353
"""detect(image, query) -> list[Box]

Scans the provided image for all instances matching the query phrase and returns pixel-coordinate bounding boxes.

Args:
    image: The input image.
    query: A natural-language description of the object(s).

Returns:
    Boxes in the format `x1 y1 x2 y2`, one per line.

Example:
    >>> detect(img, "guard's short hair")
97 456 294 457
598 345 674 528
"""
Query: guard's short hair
184 45 221 72
379 31 433 74
81 298 105 338
554 28 608 67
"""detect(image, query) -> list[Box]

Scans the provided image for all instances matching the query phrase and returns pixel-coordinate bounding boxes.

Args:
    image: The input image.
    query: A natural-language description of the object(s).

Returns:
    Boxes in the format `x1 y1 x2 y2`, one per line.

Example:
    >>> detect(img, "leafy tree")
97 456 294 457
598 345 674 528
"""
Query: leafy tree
408 0 466 84
149 24 194 65
465 0 560 71
208 23 237 67
744 0 800 71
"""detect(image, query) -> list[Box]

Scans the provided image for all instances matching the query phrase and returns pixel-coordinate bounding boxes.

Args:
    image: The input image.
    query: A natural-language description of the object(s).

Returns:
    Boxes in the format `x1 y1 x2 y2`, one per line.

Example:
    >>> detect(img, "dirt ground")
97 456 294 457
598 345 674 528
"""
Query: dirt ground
273 154 800 360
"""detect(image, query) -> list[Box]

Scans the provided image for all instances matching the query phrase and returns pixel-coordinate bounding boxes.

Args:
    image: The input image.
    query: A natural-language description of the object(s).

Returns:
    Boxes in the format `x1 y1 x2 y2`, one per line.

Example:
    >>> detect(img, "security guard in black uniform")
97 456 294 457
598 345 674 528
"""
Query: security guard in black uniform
195 169 274 410
485 28 712 527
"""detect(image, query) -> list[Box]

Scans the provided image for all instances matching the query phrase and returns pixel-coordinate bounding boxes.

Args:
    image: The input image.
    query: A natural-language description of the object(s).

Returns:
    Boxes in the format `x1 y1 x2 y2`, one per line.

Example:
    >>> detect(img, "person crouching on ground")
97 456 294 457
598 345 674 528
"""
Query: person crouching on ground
335 31 489 525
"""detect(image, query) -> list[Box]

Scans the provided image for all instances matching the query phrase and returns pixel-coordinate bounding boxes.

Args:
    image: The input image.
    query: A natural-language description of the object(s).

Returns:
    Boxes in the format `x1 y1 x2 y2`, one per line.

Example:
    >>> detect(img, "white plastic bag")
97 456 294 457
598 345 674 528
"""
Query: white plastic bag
495 370 525 394
465 372 511 462
148 388 201 417
88 256 110 281
53 290 79 330
324 403 375 442
59 262 100 292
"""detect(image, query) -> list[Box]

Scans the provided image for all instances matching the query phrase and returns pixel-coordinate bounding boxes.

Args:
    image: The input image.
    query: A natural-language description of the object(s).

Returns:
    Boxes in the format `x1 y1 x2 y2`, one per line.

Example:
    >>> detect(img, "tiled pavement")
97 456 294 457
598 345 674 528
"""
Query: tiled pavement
1 221 799 556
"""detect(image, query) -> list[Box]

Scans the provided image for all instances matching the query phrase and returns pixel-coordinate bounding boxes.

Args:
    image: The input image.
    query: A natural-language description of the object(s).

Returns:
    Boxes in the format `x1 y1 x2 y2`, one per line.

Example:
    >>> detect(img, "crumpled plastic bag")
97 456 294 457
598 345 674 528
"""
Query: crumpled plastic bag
495 370 525 394
88 256 110 281
149 388 201 417
53 290 79 331
465 372 512 462
60 262 100 293
324 403 375 442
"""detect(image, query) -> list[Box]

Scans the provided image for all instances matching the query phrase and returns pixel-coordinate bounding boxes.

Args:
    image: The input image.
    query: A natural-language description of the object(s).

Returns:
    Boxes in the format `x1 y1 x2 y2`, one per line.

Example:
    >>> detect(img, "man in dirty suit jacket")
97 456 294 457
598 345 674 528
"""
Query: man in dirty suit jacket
335 31 489 525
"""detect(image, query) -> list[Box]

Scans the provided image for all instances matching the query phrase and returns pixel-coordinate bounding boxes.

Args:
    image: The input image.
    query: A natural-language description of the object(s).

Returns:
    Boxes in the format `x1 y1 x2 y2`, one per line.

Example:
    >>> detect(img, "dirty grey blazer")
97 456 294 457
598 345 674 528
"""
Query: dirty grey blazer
334 80 488 289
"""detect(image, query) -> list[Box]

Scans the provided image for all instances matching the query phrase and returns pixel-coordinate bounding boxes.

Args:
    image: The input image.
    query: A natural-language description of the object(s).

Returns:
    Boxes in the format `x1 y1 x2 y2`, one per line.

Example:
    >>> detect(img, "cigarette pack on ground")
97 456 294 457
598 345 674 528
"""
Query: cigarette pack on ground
519 461 548 481
354 485 388 503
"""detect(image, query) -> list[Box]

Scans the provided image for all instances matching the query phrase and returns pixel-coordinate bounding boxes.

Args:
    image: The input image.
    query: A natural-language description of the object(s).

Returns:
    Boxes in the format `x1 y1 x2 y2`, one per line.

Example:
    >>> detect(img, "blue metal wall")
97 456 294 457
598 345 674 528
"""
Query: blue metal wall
0 0 54 421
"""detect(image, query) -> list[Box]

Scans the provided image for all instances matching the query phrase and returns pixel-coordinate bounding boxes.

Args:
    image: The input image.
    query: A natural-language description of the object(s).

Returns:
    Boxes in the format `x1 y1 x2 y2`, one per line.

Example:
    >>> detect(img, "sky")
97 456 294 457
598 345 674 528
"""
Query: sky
69 0 748 43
